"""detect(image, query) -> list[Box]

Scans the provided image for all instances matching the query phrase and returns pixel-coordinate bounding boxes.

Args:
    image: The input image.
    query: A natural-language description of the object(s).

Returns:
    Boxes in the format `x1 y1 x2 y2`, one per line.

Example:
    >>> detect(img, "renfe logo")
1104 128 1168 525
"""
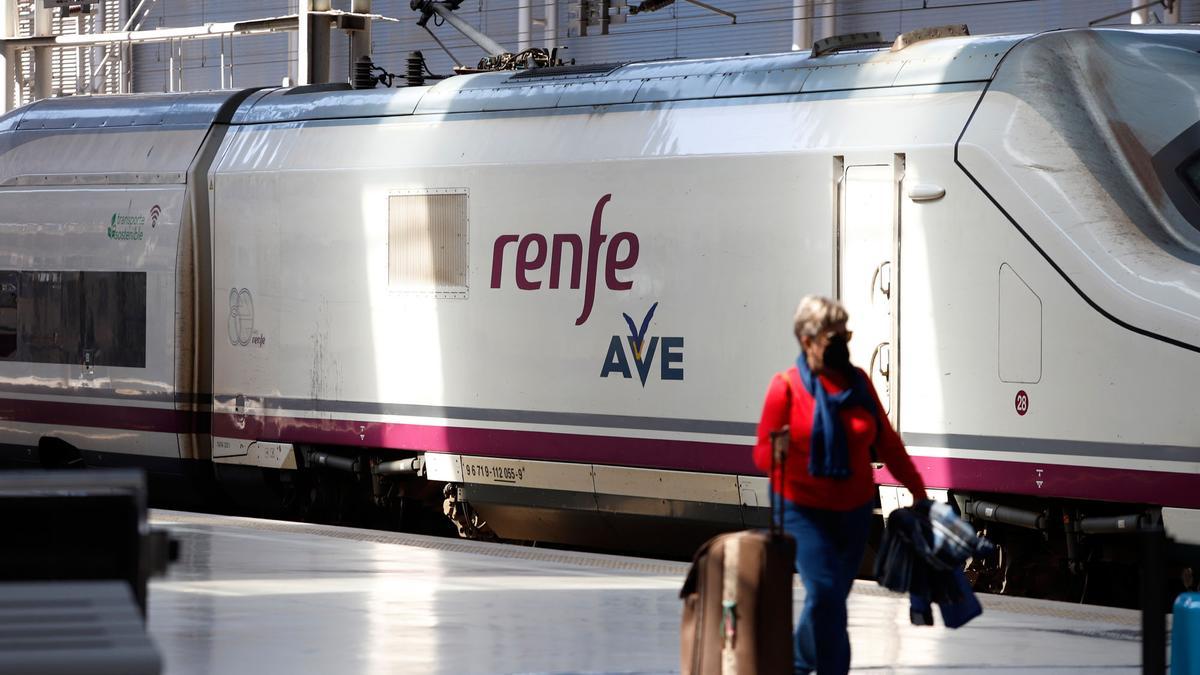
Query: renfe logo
601 302 684 386
490 194 638 326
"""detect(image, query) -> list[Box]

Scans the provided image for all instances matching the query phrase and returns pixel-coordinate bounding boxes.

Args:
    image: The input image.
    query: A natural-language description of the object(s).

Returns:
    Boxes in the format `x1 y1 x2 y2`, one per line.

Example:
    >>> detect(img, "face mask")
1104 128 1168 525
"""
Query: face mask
822 337 851 372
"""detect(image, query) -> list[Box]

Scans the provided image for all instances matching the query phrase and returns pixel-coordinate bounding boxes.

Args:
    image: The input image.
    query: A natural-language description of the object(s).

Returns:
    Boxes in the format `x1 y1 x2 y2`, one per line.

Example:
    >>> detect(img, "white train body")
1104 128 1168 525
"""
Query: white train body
2 27 1199 551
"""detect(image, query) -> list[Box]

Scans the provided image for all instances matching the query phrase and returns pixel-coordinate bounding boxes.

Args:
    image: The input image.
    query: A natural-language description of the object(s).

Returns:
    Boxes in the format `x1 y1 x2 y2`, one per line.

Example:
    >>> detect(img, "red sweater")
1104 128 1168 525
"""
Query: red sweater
752 366 927 511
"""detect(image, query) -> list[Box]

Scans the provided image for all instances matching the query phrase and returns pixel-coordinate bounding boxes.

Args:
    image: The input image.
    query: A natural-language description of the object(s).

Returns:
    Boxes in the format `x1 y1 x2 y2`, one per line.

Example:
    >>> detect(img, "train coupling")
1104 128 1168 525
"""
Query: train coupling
963 499 1047 531
1076 511 1159 535
373 456 424 477
303 449 361 474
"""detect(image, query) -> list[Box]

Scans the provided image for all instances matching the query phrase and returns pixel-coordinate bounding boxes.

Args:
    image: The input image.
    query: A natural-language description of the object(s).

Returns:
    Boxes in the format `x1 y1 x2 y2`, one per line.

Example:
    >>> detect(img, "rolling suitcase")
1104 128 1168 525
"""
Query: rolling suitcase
680 428 796 675
1172 592 1200 675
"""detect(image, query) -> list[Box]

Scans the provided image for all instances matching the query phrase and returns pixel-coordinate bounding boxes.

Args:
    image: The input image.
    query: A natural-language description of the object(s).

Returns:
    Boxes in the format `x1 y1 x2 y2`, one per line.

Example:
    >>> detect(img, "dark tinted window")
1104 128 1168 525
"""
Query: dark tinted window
1154 121 1200 236
0 271 146 368
0 272 15 358
80 272 146 368
1183 155 1200 201
19 271 83 365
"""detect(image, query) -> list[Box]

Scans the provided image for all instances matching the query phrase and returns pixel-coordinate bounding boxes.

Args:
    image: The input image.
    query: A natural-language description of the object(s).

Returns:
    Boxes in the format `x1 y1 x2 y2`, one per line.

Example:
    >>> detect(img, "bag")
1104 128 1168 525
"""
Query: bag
875 505 986 629
679 411 796 675
936 569 982 629
874 512 916 593
679 529 797 674
924 500 995 568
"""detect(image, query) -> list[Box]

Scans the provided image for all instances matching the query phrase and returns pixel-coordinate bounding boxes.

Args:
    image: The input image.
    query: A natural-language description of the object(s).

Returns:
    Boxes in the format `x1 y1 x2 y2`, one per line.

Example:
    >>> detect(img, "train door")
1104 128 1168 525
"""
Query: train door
837 156 903 422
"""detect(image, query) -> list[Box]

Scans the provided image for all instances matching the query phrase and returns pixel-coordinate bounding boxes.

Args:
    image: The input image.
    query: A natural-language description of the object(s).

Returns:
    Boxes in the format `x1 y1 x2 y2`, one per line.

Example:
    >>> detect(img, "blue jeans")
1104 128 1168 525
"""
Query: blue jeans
782 499 873 675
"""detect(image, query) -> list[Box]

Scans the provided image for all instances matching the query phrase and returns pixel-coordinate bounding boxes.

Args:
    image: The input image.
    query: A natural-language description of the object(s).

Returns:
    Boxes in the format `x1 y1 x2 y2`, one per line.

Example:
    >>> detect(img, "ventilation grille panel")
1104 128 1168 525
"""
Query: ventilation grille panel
388 189 470 298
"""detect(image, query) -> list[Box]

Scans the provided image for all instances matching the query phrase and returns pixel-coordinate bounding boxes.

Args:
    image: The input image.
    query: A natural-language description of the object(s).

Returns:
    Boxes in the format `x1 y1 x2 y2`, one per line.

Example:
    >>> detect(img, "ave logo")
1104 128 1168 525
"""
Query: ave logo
600 302 684 386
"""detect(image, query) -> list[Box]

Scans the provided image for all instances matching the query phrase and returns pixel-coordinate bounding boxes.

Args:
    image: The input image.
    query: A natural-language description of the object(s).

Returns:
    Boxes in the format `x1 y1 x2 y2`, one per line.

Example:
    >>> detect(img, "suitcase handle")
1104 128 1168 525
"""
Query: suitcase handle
768 425 789 539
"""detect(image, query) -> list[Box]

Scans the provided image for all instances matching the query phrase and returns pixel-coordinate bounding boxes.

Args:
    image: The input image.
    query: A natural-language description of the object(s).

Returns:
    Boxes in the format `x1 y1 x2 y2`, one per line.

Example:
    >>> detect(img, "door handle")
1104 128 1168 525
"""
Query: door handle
870 341 890 381
870 260 892 301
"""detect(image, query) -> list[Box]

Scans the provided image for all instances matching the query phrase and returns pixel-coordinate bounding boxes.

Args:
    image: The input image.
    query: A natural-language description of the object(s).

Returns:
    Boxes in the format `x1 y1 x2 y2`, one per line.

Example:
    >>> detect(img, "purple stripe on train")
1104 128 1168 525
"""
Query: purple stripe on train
214 412 757 475
214 413 1200 509
1 396 1193 509
0 397 202 434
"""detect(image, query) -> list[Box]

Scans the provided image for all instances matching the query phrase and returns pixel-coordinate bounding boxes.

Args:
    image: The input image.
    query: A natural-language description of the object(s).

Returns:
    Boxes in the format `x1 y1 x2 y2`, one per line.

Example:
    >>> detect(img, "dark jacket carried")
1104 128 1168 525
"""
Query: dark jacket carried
874 500 993 628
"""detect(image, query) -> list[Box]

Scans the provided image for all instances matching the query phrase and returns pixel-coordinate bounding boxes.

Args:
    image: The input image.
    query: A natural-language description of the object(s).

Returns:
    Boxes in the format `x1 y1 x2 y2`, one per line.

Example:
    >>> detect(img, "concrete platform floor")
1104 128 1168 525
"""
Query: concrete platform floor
147 511 1152 674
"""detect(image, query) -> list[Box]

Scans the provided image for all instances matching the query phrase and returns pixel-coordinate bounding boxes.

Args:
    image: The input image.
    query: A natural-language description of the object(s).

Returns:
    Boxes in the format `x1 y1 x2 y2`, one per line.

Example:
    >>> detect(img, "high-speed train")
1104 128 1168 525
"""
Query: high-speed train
2 25 1198 594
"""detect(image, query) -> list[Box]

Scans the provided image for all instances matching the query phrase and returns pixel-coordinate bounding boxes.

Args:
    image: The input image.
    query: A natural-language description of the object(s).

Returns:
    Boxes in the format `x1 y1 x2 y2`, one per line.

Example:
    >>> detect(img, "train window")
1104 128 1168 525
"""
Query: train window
79 272 147 368
18 271 82 365
0 272 16 358
388 189 470 298
0 271 146 368
1182 154 1200 201
1154 121 1200 232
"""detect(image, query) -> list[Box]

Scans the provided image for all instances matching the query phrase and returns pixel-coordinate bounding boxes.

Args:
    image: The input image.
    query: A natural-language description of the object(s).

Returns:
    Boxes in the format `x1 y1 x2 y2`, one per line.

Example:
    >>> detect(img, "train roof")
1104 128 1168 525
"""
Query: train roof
0 89 251 132
0 89 262 186
231 30 1024 123
3 26 1200 132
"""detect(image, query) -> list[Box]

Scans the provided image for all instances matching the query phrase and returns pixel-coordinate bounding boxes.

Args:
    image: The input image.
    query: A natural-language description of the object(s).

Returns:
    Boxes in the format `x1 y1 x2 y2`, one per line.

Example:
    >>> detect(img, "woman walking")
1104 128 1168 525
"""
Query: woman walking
753 295 928 675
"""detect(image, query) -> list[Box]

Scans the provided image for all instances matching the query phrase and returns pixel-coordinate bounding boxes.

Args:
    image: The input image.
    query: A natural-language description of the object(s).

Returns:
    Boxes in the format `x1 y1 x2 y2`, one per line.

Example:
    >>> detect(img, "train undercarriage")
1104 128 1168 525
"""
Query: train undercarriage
5 434 1196 609
199 442 1200 608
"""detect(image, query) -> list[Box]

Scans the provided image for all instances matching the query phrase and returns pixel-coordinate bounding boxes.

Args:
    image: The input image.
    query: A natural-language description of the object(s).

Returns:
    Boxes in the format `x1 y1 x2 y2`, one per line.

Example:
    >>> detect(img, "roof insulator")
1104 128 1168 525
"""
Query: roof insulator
892 24 970 51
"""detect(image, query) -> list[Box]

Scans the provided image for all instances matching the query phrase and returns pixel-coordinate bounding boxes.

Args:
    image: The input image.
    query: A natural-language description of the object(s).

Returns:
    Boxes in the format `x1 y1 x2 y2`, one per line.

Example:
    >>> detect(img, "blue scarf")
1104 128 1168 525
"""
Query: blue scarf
796 354 875 479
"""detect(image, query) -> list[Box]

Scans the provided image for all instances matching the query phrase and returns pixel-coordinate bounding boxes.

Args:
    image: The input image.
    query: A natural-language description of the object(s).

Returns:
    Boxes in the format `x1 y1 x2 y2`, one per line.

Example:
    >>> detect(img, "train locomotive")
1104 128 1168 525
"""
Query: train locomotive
2 25 1199 597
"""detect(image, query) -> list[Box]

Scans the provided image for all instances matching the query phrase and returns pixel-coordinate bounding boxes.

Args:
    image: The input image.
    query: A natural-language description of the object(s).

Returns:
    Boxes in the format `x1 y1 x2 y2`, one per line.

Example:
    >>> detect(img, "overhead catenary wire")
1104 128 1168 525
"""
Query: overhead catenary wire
104 0 1164 92
29 0 1095 63
366 0 1046 60
105 0 1052 51
281 0 1030 23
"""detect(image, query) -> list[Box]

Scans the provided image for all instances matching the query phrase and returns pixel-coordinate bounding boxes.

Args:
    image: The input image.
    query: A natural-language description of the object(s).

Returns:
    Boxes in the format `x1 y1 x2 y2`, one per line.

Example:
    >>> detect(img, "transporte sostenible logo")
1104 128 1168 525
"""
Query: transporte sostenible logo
107 204 160 241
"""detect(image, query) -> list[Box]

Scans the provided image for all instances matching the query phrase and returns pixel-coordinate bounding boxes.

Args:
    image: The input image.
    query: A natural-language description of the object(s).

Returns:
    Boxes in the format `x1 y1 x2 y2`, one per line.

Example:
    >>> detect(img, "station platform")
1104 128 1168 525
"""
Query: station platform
147 511 1152 674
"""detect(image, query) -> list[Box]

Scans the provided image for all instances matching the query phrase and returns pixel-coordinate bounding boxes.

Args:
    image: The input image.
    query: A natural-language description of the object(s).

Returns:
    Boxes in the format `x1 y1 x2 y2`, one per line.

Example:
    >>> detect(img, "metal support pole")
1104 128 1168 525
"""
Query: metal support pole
32 2 53 100
1140 526 1166 675
75 14 84 94
544 0 556 50
518 0 532 51
422 24 463 68
298 0 331 85
118 0 129 92
122 41 131 92
0 0 15 112
683 0 734 22
816 0 835 42
792 0 811 52
286 12 297 85
426 3 507 57
298 0 311 85
101 0 159 93
90 0 105 93
1131 0 1151 23
1165 0 1180 23
310 14 330 84
349 0 372 75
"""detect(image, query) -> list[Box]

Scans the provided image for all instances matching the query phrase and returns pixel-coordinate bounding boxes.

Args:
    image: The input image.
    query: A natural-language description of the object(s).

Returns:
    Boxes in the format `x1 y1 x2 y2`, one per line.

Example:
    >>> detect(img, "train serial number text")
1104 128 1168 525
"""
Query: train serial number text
463 462 526 484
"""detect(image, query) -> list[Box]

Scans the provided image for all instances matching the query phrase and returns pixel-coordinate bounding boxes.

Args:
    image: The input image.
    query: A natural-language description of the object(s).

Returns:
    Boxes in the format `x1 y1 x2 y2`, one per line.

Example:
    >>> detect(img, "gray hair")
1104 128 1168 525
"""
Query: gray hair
793 295 848 342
